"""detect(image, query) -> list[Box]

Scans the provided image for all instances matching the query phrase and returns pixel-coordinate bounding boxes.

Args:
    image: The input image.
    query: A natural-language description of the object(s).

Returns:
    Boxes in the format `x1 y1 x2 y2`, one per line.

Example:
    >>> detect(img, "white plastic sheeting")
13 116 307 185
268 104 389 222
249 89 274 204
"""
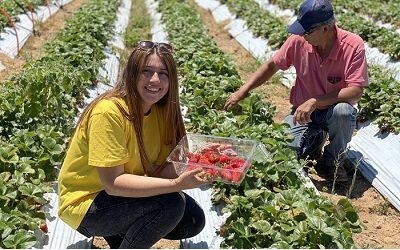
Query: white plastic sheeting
348 121 400 212
145 0 168 42
42 0 131 248
182 187 230 249
111 0 132 49
365 43 400 82
0 0 74 58
194 0 296 88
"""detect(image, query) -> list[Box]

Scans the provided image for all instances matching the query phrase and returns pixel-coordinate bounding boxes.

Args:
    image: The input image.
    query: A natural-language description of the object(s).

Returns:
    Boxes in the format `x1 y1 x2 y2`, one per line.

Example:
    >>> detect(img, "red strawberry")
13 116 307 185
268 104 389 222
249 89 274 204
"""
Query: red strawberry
206 168 217 176
232 171 243 183
220 171 232 181
223 165 233 170
217 155 230 164
198 156 212 165
231 158 247 169
40 222 48 233
188 152 200 163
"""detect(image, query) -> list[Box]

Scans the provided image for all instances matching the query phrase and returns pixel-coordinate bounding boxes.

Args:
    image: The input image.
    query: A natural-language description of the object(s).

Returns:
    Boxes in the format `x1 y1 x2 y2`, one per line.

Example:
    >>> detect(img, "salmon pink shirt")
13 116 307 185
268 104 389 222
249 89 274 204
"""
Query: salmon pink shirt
272 26 368 109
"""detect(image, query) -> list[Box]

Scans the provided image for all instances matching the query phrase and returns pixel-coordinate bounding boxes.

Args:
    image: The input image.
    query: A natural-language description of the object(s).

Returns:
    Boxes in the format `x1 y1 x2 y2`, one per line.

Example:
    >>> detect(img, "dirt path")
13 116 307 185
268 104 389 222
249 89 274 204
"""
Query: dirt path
191 1 400 249
0 0 87 83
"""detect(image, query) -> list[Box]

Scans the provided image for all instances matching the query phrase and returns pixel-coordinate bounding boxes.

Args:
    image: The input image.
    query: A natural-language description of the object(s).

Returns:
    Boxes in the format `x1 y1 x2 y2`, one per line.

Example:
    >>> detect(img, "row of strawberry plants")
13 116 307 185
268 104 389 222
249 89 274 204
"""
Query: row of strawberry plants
221 0 400 133
275 0 400 30
332 0 400 30
0 0 45 33
268 0 400 60
0 0 119 247
158 0 361 248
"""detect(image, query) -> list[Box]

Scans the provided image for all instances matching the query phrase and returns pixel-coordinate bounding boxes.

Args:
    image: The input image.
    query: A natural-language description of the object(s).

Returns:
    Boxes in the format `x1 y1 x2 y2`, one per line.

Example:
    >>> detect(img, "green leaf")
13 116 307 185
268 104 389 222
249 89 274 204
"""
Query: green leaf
231 220 246 235
1 227 12 239
251 220 271 234
42 138 57 150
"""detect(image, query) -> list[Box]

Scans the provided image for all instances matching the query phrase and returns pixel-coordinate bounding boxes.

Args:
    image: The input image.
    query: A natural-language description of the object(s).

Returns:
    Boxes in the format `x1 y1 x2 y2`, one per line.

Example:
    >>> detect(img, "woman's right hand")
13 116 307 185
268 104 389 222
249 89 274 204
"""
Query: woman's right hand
173 168 213 190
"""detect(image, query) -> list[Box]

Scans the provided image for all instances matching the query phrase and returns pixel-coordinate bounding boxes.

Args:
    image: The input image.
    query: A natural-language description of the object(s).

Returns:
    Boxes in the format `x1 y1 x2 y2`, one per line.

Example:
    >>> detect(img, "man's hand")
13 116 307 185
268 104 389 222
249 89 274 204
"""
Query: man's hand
293 98 317 125
224 90 246 111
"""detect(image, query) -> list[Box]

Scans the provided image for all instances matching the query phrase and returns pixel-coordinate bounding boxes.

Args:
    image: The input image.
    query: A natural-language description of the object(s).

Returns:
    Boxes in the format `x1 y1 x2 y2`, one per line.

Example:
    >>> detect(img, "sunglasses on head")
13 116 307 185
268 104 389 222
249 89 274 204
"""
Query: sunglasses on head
138 40 173 53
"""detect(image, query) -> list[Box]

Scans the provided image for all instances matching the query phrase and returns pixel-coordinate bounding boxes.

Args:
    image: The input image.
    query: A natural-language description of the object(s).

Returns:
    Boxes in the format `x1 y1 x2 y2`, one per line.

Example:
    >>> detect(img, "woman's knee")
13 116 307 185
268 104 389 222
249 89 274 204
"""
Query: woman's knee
183 194 206 237
159 192 186 220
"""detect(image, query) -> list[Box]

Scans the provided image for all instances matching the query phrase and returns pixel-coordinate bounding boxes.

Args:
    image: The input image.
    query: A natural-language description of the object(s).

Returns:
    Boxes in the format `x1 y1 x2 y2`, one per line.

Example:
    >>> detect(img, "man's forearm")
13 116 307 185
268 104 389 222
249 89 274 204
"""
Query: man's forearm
239 59 279 94
314 86 363 107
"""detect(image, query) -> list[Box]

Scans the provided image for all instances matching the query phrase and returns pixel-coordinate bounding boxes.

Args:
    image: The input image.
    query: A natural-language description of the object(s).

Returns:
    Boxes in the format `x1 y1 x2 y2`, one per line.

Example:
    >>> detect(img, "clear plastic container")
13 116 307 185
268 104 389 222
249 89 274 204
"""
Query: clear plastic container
167 133 258 185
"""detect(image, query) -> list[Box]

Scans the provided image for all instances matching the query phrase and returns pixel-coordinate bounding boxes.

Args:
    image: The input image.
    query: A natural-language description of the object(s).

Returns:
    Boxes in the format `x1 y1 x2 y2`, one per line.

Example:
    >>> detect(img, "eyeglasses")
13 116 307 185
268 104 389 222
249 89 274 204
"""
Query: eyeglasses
138 40 173 53
303 29 317 35
303 26 321 36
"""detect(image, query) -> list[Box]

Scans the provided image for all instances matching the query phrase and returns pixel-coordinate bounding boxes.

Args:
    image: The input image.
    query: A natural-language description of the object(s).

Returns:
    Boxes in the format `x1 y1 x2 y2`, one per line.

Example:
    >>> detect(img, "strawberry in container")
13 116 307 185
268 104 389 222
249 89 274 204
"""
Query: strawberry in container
167 134 258 185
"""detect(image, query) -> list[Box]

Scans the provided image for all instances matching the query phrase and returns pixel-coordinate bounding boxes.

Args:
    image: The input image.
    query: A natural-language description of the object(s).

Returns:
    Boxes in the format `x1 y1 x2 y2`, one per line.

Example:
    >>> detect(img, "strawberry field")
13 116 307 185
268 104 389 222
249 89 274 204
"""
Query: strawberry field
1 0 399 248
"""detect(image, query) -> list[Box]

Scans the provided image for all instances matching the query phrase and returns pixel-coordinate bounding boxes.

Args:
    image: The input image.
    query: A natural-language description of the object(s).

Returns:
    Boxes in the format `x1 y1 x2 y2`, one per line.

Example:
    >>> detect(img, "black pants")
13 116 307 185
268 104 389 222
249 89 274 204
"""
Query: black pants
77 191 205 248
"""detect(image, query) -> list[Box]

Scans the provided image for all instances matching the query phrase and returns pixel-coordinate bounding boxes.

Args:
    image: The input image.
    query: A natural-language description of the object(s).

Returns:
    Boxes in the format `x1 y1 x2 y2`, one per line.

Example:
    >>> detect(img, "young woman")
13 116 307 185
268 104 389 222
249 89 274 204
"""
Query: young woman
58 41 210 248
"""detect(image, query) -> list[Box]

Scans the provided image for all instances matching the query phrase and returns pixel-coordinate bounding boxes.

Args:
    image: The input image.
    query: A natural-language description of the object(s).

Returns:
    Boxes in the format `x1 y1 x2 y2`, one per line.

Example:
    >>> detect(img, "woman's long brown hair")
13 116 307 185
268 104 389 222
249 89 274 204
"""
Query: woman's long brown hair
72 46 185 176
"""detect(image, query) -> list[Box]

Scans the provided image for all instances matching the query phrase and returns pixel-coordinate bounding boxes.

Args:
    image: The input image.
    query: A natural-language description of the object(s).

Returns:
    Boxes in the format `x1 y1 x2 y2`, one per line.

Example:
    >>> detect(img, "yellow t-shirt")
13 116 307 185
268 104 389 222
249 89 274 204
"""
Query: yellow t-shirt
58 98 171 229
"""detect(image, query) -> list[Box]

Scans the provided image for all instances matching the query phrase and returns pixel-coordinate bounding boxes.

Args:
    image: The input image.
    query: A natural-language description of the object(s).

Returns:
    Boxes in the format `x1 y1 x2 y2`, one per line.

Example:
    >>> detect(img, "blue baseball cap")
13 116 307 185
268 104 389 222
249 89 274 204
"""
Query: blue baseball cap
288 0 334 35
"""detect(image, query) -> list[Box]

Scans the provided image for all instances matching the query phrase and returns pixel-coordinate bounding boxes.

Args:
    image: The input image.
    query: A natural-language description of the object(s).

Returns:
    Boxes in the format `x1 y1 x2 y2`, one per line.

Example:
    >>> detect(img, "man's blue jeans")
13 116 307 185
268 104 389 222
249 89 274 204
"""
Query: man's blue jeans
283 102 357 166
76 190 205 248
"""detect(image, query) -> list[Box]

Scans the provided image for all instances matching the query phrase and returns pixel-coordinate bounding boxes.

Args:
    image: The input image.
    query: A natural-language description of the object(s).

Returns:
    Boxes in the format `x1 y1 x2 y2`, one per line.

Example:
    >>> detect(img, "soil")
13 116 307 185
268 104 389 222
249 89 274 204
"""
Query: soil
0 0 87 83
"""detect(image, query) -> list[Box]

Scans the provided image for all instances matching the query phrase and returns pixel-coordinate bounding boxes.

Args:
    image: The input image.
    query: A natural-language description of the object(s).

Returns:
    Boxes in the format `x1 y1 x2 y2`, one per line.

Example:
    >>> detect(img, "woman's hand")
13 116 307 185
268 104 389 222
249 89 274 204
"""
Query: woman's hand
173 168 213 190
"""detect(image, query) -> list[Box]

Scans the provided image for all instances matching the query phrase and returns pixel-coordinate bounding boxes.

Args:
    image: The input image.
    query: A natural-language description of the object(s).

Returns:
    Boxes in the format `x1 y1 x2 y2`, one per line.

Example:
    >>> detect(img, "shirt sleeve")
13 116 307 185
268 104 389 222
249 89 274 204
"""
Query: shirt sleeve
87 110 129 167
272 35 295 70
345 48 369 87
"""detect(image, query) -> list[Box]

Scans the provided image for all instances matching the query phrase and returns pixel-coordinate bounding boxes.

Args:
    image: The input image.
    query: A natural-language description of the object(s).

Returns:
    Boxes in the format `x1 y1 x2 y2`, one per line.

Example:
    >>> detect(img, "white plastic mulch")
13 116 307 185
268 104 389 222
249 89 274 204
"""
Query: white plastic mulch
349 122 400 212
39 0 131 248
0 0 74 59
